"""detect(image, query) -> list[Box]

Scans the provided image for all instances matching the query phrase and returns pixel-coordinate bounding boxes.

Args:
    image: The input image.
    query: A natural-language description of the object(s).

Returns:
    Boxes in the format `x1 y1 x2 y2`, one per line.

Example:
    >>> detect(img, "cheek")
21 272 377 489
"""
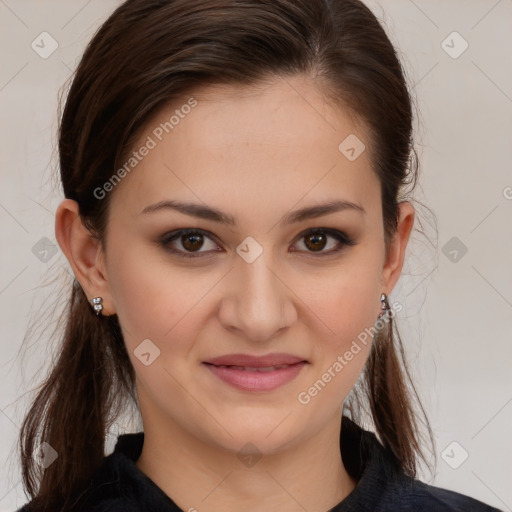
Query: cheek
293 254 382 384
107 246 218 352
298 258 382 339
109 261 169 338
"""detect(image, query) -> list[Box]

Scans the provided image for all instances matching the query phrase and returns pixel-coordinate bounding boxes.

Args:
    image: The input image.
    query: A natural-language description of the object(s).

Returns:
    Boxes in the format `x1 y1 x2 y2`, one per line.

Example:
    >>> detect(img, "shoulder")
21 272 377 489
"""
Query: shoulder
15 485 139 512
15 489 136 512
338 417 503 512
383 477 503 512
15 432 181 512
15 454 138 512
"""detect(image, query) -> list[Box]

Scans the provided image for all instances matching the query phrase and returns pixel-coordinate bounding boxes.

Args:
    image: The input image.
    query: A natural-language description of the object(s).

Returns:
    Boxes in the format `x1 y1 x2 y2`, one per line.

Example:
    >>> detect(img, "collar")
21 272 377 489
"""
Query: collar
86 416 405 511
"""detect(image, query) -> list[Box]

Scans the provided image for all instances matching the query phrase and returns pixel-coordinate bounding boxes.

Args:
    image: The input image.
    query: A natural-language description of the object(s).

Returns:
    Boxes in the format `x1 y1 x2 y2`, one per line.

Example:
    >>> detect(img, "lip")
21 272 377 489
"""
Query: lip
203 353 307 367
203 353 309 392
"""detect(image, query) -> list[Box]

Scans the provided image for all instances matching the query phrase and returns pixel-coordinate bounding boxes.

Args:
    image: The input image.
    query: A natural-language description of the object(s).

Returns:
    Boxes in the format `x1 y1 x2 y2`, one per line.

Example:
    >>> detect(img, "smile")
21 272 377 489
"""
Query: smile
213 364 293 371
203 361 307 392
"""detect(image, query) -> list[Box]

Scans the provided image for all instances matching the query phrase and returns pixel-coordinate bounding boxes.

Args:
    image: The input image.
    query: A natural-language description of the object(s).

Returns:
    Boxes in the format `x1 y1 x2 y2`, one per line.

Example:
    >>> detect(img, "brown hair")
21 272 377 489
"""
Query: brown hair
19 0 436 510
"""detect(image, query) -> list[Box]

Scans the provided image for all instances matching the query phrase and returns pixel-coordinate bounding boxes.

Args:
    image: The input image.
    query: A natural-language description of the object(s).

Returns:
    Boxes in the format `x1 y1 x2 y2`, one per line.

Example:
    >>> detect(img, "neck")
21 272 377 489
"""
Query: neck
135 413 357 512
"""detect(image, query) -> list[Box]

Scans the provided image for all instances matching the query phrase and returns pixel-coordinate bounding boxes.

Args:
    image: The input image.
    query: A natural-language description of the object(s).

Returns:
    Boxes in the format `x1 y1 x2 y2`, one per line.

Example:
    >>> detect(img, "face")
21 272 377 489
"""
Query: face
94 75 409 455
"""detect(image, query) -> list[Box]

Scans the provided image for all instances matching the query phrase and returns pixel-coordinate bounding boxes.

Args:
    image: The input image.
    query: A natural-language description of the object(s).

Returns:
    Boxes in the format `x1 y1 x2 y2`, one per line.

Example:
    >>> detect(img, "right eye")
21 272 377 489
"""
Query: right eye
158 228 222 258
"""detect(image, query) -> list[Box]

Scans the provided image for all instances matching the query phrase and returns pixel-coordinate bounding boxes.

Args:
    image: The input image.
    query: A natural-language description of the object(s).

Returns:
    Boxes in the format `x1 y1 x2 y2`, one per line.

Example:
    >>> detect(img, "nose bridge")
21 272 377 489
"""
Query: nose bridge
220 243 294 341
241 249 281 302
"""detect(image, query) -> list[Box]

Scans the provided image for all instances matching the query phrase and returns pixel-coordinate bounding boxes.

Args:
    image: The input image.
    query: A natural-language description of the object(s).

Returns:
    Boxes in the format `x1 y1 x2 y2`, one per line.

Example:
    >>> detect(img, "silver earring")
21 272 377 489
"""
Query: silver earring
378 293 389 319
91 297 103 316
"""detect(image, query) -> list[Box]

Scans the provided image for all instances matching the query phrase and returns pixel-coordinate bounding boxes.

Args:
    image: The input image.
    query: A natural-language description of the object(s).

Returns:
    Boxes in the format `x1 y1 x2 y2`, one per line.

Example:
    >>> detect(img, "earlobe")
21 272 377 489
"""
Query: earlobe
54 199 114 315
380 201 415 294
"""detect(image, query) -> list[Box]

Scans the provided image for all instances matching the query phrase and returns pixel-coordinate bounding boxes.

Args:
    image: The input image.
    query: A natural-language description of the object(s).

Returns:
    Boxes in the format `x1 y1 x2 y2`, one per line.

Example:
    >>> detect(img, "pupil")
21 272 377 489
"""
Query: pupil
305 233 326 251
182 233 203 251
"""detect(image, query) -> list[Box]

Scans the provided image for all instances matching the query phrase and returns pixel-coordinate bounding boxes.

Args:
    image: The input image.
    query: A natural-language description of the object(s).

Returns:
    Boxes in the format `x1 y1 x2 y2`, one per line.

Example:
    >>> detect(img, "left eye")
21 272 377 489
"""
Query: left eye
159 228 356 259
292 229 355 254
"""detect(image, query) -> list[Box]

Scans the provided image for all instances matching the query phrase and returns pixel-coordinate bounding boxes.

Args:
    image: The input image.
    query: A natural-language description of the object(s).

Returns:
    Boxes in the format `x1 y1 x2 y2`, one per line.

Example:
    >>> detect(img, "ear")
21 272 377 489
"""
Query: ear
380 201 415 294
55 199 115 316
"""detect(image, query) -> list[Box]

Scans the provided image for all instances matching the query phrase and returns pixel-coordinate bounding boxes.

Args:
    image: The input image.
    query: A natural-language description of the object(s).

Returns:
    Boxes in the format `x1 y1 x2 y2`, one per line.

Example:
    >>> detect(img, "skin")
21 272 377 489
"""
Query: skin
55 74 414 512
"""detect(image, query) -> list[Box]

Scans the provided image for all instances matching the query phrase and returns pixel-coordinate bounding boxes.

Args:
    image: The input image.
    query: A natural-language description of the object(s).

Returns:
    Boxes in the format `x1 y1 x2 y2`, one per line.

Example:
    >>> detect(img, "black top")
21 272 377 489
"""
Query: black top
18 416 502 512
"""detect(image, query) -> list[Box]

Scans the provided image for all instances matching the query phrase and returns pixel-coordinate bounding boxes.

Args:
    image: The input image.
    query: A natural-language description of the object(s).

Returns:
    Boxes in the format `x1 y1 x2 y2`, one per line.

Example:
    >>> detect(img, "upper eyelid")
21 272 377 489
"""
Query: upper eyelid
161 227 352 250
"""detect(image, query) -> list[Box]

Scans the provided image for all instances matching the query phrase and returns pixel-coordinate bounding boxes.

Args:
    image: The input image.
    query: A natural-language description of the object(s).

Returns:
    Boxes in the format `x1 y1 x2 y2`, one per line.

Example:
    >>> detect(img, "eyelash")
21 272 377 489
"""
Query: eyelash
158 228 357 259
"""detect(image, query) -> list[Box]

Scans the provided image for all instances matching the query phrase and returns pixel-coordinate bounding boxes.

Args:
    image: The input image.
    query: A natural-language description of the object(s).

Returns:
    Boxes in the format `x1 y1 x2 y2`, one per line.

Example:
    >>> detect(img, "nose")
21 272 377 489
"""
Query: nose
218 250 297 343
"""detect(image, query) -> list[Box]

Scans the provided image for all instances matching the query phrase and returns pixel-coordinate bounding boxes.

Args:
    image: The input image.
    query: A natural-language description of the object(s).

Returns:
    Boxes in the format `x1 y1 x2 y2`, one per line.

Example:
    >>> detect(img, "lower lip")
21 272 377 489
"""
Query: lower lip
203 362 308 392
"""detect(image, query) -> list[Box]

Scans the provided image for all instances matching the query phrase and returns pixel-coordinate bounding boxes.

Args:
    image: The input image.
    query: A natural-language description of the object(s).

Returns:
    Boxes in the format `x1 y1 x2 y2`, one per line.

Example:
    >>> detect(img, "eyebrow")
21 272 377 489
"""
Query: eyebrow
140 198 366 226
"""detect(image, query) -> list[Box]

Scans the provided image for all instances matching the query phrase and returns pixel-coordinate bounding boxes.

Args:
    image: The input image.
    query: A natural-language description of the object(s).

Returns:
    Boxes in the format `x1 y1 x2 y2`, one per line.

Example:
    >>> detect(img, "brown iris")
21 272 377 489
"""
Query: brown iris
181 232 204 251
304 232 327 252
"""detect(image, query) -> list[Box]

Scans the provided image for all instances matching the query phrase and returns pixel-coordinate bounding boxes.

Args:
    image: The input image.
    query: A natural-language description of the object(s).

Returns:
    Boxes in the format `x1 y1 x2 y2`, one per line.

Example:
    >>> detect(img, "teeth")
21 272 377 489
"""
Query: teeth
217 364 291 371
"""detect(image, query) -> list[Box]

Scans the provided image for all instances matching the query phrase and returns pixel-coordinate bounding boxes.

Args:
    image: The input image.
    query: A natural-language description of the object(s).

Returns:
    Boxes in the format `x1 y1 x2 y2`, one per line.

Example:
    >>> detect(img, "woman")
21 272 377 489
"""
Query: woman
17 0 502 511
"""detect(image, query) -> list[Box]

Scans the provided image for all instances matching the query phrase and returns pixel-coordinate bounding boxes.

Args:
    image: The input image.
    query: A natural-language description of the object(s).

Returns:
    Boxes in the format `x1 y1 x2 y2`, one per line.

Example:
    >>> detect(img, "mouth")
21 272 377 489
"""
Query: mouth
202 361 308 392
204 363 300 371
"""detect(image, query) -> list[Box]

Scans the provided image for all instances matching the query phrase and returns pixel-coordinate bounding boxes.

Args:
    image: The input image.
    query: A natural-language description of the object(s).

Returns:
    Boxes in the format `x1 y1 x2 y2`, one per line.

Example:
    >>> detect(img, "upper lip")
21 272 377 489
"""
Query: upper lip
203 353 307 367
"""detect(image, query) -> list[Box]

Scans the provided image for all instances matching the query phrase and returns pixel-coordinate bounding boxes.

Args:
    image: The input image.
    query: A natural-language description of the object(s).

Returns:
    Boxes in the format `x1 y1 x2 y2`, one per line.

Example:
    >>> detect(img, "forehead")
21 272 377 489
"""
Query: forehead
109 75 378 223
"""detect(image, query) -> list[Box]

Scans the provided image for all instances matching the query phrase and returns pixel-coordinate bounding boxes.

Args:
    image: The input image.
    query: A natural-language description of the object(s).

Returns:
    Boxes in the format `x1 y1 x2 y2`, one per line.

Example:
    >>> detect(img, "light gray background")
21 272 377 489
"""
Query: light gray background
1 1 511 511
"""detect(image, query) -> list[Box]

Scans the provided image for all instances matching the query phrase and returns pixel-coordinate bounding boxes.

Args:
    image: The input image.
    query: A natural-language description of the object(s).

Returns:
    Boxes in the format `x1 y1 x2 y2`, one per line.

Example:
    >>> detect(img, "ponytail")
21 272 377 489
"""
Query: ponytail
18 279 136 511
344 311 436 479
